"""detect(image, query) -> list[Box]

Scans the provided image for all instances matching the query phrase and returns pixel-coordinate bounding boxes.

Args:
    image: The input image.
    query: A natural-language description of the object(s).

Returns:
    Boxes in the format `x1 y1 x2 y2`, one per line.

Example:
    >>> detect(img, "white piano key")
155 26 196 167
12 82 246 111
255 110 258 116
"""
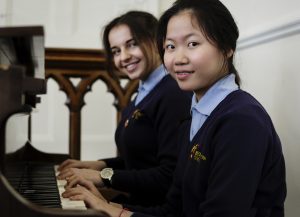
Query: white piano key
57 179 67 187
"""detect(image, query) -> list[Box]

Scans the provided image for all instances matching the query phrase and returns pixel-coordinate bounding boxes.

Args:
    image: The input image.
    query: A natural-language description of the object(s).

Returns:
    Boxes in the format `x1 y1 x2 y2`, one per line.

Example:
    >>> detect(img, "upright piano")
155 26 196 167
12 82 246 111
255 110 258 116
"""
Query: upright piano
0 26 109 217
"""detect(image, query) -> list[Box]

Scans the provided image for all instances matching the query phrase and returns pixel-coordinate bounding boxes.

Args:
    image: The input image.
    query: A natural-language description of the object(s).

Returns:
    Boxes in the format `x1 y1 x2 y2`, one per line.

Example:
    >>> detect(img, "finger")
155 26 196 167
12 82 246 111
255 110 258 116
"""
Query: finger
62 187 83 198
76 179 103 199
57 170 73 180
66 176 93 192
75 177 92 188
69 194 85 201
67 193 93 209
58 159 75 171
57 171 71 180
87 184 103 199
66 175 81 188
66 188 95 208
64 187 103 210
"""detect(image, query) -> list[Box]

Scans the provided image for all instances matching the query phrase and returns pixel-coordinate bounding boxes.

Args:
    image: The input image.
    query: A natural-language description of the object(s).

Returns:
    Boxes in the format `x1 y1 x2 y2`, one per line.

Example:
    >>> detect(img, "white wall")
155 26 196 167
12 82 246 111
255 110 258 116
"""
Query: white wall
1 0 299 216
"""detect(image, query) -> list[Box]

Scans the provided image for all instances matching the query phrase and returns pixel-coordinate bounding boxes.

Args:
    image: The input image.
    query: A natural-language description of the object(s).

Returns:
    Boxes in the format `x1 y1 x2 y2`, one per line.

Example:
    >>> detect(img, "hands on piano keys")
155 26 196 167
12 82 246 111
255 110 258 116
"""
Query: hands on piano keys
54 165 87 210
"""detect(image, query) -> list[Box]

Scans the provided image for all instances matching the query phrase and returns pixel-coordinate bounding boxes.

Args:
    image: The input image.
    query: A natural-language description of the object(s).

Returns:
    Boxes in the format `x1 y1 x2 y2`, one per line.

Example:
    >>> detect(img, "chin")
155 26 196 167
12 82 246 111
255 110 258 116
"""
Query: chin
177 83 193 92
125 72 138 80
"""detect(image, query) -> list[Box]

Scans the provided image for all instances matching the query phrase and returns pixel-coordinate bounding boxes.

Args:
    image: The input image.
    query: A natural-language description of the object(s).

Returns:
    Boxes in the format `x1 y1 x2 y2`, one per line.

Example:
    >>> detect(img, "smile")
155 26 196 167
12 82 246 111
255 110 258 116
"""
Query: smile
123 61 140 71
175 71 194 80
175 71 193 74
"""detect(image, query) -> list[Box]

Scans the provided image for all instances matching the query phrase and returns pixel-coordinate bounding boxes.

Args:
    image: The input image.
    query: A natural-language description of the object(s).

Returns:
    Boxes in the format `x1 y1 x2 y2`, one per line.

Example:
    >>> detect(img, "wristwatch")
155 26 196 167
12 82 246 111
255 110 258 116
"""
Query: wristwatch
100 168 114 187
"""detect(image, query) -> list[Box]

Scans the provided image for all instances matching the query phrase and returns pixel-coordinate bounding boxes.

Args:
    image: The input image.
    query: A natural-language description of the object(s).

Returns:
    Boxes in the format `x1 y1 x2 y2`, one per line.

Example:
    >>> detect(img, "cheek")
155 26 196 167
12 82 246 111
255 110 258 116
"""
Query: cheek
195 51 221 71
113 56 120 68
206 53 224 72
163 54 173 73
134 47 146 60
114 58 126 74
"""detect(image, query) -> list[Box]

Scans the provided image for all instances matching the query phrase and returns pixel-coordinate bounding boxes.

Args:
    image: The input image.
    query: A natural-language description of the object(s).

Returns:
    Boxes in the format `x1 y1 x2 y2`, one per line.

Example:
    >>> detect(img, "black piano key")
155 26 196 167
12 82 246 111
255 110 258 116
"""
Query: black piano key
21 187 58 193
27 199 61 208
5 162 63 208
23 194 60 200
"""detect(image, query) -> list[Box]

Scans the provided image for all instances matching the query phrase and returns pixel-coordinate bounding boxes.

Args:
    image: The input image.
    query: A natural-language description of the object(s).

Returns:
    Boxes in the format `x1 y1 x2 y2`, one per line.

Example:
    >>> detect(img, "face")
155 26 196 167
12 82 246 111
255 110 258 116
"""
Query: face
108 24 149 80
164 11 229 100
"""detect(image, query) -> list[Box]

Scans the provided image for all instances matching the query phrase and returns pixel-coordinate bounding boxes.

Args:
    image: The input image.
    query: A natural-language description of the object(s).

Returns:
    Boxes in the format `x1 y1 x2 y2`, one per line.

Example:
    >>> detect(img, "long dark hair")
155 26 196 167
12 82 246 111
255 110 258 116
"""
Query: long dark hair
102 11 160 78
157 0 241 86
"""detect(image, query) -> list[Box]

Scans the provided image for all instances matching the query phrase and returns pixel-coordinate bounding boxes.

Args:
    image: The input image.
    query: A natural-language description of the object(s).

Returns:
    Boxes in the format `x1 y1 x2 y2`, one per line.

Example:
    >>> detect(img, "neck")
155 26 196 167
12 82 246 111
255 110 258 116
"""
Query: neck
140 61 162 82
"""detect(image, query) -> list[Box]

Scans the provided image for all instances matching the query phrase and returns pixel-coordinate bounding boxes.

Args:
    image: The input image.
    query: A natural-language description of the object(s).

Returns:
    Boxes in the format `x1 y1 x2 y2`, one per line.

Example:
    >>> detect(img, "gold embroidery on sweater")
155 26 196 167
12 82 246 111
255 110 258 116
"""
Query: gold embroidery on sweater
124 109 143 128
190 144 206 162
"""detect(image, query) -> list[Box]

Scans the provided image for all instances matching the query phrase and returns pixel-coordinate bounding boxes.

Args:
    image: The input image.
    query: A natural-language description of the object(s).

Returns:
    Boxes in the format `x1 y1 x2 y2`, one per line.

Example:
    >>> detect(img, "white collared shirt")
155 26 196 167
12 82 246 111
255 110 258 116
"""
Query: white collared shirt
135 65 167 105
190 74 239 141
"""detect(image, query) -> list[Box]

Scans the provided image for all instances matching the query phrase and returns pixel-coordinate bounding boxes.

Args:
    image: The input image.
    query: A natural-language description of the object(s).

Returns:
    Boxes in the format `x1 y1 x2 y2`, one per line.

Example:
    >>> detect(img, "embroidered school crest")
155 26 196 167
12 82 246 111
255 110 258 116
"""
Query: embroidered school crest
124 109 143 127
132 109 143 120
190 144 206 162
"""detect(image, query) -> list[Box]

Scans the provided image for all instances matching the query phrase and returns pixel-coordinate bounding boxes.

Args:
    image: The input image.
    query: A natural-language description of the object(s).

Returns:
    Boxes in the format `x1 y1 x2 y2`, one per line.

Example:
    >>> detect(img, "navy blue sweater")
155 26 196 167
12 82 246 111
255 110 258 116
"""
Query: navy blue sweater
131 90 286 217
103 75 191 206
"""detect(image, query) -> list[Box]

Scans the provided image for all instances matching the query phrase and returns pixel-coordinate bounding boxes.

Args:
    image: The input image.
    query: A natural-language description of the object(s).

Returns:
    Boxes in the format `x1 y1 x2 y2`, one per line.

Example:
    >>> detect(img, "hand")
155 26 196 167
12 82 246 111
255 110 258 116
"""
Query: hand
62 186 132 217
62 185 107 210
65 176 105 200
58 159 106 171
57 168 104 187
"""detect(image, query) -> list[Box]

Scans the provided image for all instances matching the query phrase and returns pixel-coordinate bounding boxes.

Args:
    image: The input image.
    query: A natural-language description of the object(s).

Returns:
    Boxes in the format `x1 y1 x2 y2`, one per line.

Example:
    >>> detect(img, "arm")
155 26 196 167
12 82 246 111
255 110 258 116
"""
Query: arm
58 159 107 171
63 118 191 217
62 154 186 217
63 186 133 217
200 113 271 216
125 119 192 217
57 157 125 187
111 87 190 196
102 156 125 170
125 163 184 217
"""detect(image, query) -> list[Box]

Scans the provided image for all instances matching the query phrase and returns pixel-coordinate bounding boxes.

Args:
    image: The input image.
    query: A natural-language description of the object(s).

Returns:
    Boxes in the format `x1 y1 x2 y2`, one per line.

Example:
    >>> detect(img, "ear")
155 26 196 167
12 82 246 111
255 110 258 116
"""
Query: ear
227 49 234 58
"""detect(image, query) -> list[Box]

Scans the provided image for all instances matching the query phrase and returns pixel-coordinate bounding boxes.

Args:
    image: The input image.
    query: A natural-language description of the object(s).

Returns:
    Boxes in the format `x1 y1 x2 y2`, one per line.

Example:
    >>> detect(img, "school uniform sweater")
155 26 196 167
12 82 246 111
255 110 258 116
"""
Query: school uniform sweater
131 89 286 217
103 74 191 206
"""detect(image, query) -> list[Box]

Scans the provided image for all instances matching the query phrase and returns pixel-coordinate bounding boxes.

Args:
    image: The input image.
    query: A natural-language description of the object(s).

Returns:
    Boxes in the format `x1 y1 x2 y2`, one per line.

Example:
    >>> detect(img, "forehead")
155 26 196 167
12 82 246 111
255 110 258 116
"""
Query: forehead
108 24 133 47
166 10 202 37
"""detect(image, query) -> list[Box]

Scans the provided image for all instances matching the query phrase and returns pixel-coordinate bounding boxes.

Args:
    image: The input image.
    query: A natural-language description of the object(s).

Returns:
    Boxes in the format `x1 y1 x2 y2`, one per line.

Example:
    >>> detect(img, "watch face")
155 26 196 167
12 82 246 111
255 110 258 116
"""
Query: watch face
100 168 113 179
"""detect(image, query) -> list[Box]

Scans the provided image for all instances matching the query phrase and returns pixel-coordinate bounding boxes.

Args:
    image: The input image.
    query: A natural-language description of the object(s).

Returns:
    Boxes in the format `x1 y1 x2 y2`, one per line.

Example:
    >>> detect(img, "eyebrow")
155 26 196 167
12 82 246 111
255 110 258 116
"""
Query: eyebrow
165 33 198 41
110 38 136 50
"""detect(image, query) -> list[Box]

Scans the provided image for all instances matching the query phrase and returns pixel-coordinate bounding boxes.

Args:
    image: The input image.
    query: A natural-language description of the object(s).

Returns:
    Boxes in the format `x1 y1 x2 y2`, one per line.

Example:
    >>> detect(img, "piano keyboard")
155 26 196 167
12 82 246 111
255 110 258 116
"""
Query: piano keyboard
5 162 86 210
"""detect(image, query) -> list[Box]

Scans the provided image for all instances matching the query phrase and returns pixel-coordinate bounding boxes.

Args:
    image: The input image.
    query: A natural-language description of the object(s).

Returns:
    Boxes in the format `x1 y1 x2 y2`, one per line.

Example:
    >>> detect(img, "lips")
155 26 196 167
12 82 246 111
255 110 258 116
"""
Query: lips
175 71 194 80
123 60 140 73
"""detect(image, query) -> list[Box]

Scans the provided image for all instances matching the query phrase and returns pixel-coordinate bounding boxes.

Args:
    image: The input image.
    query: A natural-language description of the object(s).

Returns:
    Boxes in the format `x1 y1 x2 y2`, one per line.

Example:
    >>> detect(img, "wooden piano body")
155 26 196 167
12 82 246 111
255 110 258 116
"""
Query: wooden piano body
0 26 111 217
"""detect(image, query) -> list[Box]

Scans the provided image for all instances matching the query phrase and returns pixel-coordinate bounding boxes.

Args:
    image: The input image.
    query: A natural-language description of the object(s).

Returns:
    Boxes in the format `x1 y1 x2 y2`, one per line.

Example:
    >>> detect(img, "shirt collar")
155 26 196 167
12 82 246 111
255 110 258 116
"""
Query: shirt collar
138 64 167 91
191 73 239 116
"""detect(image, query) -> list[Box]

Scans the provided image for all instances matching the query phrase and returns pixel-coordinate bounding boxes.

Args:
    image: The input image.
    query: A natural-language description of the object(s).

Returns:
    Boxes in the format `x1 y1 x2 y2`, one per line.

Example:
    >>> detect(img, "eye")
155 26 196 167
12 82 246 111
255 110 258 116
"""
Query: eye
165 44 175 51
188 42 199 48
111 49 120 56
127 40 137 48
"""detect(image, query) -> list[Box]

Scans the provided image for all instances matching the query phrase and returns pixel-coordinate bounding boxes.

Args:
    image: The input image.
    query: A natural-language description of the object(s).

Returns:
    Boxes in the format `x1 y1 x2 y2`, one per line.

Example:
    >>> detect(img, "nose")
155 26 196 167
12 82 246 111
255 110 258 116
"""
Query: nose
120 48 131 62
174 48 188 65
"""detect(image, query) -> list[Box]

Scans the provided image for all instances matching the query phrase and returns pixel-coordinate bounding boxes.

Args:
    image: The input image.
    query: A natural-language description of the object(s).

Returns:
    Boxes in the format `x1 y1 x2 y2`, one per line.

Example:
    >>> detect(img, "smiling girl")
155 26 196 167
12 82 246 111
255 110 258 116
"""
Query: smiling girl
157 1 286 216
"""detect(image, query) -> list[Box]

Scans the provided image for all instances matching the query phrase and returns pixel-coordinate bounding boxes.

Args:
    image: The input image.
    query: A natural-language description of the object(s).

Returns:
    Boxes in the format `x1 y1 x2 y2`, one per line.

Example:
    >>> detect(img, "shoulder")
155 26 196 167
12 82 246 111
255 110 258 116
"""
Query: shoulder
217 90 268 118
211 90 275 135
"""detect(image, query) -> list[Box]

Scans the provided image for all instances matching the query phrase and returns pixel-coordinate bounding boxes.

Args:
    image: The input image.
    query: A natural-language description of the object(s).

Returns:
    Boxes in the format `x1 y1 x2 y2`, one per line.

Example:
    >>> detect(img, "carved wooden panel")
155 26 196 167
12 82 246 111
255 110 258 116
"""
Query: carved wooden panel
45 48 138 159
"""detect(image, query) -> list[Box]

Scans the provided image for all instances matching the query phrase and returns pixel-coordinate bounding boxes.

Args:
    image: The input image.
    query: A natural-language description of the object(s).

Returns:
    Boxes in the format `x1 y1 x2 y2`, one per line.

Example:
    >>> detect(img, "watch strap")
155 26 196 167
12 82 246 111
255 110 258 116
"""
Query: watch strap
102 176 112 187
